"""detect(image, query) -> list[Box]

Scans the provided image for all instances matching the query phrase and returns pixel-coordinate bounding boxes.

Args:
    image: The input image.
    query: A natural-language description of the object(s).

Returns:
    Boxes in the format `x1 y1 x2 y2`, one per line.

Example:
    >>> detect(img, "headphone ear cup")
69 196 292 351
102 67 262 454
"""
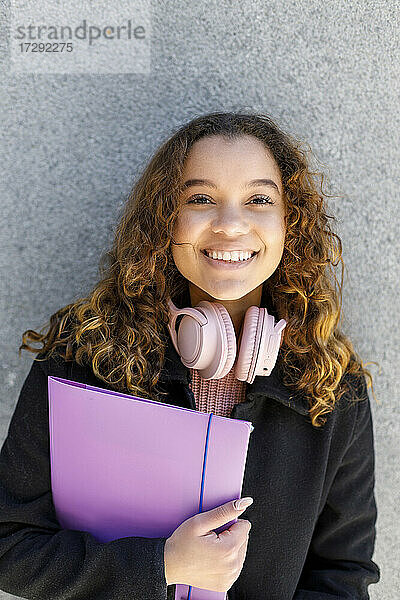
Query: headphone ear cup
235 306 261 382
191 301 236 379
211 303 237 378
237 309 285 383
171 300 237 380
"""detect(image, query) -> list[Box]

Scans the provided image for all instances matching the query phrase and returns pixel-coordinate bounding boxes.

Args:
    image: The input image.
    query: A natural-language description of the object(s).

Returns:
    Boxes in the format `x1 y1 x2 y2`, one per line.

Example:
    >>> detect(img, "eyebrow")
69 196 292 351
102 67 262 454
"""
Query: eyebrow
181 178 280 193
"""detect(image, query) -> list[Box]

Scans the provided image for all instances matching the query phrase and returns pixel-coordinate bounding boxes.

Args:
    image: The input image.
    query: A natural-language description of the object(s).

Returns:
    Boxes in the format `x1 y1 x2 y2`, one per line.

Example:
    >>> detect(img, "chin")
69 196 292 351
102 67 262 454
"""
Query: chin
199 287 254 302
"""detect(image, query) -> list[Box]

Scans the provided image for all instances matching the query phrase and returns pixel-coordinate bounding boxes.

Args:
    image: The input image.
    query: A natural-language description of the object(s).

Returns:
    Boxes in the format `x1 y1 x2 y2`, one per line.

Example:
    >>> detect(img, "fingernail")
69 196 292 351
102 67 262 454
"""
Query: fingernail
234 497 253 510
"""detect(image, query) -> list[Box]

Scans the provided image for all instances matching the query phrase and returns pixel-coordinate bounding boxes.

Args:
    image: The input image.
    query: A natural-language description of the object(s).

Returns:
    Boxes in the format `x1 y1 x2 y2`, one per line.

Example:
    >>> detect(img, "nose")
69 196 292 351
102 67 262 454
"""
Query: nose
210 206 250 236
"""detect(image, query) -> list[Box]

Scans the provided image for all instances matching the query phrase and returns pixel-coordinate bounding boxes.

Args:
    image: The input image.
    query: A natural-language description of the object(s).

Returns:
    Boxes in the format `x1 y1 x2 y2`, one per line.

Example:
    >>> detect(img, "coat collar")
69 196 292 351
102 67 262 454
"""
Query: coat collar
159 287 310 416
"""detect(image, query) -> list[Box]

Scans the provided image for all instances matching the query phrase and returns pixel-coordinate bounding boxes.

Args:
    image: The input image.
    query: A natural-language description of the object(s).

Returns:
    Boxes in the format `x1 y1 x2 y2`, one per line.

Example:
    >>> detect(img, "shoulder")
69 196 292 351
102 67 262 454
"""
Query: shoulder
25 348 94 391
329 357 371 422
32 348 115 391
338 365 373 436
5 353 67 444
324 366 373 458
339 363 369 402
7 351 102 451
16 350 71 412
34 350 70 374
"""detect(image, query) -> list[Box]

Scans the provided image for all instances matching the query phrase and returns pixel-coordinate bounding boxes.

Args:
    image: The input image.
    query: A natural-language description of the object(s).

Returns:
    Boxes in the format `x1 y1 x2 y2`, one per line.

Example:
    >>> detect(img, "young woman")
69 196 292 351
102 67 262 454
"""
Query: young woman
0 112 380 600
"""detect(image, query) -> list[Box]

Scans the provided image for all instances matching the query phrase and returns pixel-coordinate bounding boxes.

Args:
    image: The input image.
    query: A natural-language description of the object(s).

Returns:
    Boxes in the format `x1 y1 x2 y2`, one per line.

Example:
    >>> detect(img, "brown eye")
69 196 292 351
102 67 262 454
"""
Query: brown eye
187 195 212 204
250 195 274 205
187 194 275 206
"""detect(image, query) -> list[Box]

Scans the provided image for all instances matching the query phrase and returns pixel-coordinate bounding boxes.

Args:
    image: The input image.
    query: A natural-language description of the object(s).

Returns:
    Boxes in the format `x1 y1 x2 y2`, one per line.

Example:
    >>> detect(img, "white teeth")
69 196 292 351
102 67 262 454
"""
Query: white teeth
205 250 254 261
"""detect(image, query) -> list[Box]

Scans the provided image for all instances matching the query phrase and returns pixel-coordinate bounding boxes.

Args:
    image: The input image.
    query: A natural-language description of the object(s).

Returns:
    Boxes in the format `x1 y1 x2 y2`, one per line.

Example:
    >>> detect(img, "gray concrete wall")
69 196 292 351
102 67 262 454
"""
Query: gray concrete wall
0 1 398 598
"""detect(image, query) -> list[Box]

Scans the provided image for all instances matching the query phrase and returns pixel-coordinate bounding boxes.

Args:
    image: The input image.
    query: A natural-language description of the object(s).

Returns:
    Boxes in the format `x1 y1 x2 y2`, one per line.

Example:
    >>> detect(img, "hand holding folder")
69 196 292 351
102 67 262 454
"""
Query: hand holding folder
164 496 254 596
48 376 254 600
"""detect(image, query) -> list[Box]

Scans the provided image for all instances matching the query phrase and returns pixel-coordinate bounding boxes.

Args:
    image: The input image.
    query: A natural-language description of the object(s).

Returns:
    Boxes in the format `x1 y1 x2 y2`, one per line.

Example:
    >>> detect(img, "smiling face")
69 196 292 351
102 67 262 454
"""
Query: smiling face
171 134 287 303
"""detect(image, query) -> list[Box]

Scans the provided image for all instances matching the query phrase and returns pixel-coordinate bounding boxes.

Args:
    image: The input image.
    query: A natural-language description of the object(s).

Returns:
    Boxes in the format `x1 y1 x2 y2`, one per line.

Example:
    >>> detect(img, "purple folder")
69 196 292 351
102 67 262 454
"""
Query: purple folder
48 376 254 600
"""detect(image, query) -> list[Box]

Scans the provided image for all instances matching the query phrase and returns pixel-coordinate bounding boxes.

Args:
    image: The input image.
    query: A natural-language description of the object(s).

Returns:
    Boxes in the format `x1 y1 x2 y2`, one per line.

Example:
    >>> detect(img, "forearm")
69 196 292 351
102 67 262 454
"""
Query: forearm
0 523 168 600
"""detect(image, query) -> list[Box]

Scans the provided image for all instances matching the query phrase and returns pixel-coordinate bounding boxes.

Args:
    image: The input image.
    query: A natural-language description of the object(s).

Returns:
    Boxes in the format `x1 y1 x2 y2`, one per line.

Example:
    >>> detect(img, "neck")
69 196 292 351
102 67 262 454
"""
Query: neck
188 284 264 339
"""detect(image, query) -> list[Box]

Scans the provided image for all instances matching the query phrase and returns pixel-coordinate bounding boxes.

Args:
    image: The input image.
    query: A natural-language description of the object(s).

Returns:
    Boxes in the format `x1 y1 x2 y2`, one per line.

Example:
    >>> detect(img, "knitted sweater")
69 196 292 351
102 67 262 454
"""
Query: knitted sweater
188 357 247 418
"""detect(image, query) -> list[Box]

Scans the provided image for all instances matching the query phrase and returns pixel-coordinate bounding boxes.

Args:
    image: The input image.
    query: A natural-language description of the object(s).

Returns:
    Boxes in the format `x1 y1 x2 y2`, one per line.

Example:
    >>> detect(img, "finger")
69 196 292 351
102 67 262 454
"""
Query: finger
215 527 232 544
237 533 250 565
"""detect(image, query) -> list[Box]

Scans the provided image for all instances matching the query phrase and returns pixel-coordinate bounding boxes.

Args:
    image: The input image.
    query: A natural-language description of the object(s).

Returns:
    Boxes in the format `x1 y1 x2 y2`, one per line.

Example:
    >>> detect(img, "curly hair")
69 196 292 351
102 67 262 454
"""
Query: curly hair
19 111 380 427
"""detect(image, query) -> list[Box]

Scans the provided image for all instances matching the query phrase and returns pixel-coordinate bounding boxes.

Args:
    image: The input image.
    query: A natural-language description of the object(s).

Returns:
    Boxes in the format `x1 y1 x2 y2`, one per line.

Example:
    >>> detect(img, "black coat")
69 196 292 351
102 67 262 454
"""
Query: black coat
0 317 380 599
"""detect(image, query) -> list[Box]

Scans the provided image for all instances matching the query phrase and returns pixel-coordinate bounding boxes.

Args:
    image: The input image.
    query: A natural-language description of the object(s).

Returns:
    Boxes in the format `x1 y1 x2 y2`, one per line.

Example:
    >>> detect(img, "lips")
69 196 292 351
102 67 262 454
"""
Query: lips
200 249 258 257
200 249 258 269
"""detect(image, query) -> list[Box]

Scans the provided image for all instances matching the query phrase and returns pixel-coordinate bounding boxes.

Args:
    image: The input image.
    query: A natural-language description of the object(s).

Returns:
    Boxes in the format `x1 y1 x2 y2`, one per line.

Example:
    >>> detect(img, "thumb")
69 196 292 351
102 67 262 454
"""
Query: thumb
195 498 253 535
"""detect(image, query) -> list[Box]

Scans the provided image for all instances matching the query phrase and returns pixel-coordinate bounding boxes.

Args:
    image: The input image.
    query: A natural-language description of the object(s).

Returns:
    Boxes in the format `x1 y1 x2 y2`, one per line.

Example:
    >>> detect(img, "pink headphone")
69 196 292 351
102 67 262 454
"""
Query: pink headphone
167 298 287 383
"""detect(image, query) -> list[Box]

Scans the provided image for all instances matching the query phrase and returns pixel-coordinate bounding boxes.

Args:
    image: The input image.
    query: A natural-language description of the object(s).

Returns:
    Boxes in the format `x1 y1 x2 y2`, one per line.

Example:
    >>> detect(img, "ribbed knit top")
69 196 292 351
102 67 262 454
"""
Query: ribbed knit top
188 357 247 418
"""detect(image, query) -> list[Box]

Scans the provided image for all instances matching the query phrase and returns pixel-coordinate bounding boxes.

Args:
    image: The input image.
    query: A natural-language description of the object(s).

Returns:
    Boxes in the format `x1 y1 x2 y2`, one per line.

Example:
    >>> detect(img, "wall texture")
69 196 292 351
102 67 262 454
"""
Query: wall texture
0 0 398 598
